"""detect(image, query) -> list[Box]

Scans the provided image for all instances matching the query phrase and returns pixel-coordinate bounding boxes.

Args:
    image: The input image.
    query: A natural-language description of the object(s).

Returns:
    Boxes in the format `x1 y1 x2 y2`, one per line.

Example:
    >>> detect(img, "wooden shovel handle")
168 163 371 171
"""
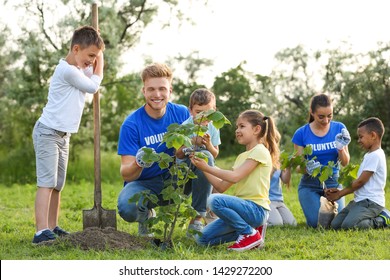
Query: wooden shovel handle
92 3 102 207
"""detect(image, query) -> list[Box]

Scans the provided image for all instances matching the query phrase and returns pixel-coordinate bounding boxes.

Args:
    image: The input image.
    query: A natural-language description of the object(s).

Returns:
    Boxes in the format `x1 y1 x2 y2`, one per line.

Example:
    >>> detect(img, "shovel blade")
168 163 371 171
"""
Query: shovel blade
83 207 117 230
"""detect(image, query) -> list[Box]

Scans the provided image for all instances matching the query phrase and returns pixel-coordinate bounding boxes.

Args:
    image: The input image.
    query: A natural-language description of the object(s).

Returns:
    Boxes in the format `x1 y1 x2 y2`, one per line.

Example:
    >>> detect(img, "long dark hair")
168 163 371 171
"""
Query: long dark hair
308 93 332 123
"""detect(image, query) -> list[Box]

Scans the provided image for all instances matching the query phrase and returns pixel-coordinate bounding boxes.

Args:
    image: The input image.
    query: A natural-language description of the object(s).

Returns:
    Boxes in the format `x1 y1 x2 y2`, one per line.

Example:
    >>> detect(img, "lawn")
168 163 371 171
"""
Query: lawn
0 153 389 260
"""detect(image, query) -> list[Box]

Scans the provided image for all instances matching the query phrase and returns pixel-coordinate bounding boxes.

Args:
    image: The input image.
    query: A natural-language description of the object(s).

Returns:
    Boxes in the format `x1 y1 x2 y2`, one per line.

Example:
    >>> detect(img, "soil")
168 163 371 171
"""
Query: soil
47 227 151 251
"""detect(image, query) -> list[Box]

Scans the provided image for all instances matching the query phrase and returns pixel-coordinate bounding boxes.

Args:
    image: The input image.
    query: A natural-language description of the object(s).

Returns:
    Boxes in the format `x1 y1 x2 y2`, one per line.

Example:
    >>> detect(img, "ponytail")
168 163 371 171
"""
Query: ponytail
262 116 280 169
239 110 280 169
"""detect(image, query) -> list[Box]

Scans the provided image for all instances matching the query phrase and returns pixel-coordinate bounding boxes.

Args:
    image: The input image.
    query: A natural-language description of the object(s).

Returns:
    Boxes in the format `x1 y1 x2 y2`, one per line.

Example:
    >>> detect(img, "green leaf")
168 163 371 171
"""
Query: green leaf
319 165 333 183
194 151 209 163
339 163 360 187
303 145 313 156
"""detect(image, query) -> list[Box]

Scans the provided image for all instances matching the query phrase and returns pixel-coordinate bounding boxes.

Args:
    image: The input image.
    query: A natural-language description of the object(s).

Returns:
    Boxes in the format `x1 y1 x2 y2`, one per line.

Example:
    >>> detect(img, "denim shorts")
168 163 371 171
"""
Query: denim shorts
32 121 70 191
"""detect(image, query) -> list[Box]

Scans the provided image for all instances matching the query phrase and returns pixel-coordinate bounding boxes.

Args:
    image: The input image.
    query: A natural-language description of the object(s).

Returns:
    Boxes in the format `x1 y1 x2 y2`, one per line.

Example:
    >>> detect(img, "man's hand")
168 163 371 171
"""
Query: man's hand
335 128 351 150
306 159 321 176
183 147 195 156
135 147 155 168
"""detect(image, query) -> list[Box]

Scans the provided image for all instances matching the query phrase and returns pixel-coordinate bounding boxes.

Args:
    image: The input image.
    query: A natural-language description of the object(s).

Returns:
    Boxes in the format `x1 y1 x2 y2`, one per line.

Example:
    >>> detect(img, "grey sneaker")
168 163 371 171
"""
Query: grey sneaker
204 210 218 224
186 220 204 238
138 209 156 237
378 208 390 227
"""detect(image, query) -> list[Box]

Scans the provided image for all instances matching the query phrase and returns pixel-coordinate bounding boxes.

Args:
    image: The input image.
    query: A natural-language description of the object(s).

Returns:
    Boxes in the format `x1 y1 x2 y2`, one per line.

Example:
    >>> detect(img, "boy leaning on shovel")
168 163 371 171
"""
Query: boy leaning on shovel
32 26 105 244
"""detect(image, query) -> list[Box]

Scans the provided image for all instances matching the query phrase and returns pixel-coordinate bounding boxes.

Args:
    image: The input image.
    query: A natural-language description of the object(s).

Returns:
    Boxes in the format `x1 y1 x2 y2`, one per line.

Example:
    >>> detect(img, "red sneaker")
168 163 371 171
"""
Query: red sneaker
255 223 267 249
228 231 261 251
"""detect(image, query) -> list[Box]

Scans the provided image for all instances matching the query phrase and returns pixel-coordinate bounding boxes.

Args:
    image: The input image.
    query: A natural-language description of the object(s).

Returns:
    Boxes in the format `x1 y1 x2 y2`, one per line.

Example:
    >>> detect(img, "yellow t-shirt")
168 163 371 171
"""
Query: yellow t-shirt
232 144 272 210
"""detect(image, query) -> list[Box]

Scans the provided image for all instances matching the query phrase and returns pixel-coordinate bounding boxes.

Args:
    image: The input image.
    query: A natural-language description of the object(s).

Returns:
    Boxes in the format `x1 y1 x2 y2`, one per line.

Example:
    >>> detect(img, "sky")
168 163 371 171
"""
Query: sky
122 0 390 86
1 0 389 87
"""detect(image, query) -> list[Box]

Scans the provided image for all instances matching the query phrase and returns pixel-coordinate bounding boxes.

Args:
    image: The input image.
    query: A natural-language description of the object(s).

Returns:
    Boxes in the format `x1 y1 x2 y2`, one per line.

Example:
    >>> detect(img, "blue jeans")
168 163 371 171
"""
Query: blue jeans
298 174 345 228
195 194 269 246
117 172 171 223
181 150 214 217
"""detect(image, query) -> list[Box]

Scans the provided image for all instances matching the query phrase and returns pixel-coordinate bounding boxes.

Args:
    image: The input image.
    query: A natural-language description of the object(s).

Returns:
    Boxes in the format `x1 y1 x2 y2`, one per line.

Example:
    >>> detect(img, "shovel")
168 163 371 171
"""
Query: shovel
83 3 117 230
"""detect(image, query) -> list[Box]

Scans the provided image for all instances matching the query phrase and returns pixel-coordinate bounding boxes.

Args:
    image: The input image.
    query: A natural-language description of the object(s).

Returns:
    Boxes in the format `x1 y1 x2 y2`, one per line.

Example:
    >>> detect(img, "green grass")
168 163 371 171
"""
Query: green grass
0 152 389 260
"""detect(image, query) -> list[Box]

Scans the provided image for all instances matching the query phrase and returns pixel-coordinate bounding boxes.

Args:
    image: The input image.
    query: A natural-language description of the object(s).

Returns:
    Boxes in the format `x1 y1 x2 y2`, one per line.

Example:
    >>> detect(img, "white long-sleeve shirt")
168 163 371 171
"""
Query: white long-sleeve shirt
38 59 102 133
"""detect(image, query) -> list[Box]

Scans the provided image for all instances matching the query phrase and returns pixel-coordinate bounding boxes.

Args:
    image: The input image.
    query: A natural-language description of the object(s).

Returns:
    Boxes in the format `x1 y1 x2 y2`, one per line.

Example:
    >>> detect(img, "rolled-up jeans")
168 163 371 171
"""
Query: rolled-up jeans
182 150 214 217
298 174 345 228
195 194 269 246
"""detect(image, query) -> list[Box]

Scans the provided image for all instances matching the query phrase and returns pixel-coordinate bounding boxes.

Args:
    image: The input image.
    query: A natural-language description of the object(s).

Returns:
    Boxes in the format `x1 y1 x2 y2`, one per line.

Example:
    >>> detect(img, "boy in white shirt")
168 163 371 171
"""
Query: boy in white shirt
32 26 105 244
326 117 390 229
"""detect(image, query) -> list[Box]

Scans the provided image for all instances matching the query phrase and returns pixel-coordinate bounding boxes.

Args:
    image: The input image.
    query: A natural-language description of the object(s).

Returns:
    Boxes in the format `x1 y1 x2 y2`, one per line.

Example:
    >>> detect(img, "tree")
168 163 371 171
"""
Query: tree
0 0 207 183
211 63 254 154
323 42 390 153
269 45 320 151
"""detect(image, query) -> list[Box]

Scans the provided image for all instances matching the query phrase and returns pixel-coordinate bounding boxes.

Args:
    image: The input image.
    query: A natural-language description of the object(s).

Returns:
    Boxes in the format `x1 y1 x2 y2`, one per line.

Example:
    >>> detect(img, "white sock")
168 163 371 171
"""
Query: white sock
35 228 50 236
249 228 257 236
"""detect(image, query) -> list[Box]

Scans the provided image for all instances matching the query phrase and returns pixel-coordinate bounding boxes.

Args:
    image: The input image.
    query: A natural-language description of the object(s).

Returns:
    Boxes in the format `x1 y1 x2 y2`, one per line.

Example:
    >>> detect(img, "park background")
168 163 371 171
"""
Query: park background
0 0 390 261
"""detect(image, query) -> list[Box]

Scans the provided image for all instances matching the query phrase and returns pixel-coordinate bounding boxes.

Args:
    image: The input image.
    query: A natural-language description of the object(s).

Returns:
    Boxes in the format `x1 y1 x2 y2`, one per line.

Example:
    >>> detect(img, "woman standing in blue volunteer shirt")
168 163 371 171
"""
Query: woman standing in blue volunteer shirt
292 93 351 227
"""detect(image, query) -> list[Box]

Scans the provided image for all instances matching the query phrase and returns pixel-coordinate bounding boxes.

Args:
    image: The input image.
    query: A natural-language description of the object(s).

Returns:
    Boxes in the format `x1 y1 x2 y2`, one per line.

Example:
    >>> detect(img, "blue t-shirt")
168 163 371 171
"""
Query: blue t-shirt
118 102 190 180
269 169 283 201
291 121 346 173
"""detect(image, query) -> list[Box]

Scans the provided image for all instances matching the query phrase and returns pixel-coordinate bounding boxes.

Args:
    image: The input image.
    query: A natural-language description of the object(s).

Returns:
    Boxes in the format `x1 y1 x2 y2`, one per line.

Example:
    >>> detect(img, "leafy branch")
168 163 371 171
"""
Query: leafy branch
280 146 359 187
130 109 230 248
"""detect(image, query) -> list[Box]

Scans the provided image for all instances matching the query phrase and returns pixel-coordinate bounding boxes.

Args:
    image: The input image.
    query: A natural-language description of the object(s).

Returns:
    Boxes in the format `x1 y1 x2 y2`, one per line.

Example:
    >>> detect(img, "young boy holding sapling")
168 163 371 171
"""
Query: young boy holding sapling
175 88 221 236
326 117 390 229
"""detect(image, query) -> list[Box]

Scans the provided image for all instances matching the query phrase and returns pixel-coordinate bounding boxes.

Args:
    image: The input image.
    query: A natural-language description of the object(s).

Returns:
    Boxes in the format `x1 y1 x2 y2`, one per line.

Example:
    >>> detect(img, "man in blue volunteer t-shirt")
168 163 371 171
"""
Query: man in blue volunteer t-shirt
117 63 192 237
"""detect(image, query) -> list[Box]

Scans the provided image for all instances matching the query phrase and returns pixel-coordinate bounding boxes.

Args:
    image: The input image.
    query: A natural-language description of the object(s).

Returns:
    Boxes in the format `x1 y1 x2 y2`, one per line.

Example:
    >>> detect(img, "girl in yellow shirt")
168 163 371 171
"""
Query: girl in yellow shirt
191 110 280 251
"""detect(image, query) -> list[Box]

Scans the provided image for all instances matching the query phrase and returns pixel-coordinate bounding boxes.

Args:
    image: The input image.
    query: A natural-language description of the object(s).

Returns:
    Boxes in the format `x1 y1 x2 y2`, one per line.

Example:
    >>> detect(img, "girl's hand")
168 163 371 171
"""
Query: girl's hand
190 155 209 171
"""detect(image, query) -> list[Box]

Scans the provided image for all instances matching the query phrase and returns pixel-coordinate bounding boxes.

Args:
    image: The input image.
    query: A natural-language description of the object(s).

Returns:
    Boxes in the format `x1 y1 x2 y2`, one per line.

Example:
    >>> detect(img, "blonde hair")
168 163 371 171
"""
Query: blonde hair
141 63 173 83
239 110 281 169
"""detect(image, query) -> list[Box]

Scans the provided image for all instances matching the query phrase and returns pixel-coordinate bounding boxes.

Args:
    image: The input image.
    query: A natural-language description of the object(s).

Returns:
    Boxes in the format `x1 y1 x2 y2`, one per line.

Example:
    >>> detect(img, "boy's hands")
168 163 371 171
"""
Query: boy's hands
93 51 104 78
335 128 351 150
192 133 210 150
135 147 155 168
325 188 340 202
202 133 212 148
